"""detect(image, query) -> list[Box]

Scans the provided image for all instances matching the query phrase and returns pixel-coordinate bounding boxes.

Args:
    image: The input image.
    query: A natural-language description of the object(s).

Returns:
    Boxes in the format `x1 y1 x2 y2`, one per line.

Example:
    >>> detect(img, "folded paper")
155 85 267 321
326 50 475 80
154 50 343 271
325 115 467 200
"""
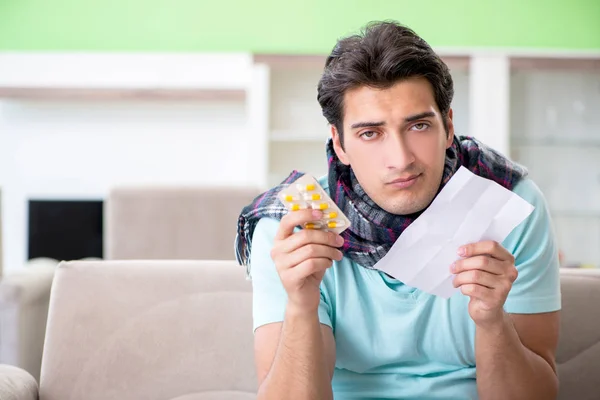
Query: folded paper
374 166 535 298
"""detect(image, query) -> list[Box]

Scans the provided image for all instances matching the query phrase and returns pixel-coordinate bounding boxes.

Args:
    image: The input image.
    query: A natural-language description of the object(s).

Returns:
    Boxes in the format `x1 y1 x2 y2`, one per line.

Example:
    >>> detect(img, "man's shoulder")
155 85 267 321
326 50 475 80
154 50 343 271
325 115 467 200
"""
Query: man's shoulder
508 176 553 237
253 216 280 241
317 174 330 192
503 176 555 258
510 177 546 208
503 177 561 313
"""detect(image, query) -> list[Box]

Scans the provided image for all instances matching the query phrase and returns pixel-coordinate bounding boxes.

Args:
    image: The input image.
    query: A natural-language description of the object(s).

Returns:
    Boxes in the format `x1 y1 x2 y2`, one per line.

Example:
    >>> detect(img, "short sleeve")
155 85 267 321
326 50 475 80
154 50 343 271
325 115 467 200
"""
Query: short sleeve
249 217 333 331
502 178 561 314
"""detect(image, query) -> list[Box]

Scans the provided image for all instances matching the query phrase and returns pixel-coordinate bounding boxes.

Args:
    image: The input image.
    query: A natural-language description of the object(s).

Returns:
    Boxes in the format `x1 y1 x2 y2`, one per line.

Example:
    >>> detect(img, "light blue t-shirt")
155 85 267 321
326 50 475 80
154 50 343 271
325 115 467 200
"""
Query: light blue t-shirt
250 176 561 400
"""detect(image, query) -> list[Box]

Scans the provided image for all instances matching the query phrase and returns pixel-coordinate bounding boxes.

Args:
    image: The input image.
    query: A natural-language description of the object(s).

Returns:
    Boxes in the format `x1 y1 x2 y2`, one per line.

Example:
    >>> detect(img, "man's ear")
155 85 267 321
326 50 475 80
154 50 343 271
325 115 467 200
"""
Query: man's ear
446 108 455 148
331 125 350 165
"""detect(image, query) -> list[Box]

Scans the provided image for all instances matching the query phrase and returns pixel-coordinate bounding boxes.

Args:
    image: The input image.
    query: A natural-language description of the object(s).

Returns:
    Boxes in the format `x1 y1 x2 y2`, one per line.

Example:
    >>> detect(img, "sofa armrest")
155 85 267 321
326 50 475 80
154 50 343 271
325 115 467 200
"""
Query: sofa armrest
0 265 55 305
0 264 56 381
0 364 38 400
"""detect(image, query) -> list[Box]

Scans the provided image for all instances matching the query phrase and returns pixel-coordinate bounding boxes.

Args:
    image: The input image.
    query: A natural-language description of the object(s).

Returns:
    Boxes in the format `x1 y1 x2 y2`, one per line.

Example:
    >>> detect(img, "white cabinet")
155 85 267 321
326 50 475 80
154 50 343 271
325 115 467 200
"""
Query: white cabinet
259 54 600 268
262 56 472 187
266 61 330 186
509 63 600 267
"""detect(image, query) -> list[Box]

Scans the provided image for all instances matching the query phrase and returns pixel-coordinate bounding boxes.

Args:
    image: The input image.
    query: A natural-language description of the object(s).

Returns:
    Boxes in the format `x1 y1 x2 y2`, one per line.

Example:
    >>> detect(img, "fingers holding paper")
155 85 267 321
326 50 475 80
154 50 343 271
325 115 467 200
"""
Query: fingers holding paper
451 240 518 329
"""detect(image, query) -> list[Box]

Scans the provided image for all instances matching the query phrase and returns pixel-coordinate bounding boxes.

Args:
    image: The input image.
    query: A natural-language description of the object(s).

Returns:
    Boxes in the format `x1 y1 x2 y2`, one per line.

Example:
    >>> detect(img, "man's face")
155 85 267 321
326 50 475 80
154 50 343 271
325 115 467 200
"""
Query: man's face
332 77 454 215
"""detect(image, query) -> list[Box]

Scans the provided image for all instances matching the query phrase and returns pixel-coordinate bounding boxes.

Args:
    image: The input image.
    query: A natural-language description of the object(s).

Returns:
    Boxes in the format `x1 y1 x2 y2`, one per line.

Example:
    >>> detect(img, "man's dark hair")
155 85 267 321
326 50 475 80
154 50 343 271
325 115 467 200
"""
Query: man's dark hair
317 21 454 146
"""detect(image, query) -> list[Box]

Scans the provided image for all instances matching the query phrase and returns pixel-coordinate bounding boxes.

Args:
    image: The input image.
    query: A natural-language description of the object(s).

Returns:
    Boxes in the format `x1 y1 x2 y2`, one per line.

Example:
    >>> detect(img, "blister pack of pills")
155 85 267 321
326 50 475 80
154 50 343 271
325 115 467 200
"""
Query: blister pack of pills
278 174 351 235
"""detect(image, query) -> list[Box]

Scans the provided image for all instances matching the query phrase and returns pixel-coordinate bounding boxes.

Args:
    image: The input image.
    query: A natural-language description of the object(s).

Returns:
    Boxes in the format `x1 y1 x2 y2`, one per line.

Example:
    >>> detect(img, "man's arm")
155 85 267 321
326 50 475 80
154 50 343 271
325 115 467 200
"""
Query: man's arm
251 209 343 400
255 314 336 400
475 311 559 400
452 239 560 400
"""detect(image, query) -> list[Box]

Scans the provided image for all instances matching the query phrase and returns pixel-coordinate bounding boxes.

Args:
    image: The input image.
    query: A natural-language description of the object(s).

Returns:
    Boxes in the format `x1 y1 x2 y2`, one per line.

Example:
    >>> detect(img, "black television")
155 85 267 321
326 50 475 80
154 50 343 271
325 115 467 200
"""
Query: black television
28 199 103 261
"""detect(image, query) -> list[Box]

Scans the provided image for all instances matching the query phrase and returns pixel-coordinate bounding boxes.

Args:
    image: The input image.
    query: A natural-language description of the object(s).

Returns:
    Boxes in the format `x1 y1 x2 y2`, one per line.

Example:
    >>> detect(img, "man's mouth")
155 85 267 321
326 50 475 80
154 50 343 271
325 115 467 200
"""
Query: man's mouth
387 174 421 188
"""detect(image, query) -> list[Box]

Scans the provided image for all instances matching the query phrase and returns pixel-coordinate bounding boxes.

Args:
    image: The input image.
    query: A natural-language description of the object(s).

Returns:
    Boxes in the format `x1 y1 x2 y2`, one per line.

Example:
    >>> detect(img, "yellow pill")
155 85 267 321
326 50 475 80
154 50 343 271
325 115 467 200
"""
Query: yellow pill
291 204 301 211
297 183 316 192
304 193 322 201
327 220 345 229
284 194 294 201
327 212 338 219
318 202 329 210
305 222 323 229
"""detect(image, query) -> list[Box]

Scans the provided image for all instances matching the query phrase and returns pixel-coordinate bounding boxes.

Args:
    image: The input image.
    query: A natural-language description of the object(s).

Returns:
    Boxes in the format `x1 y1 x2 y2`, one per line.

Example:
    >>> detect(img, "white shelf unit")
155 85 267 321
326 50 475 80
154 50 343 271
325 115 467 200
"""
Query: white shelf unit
258 52 600 269
263 57 329 187
509 57 600 268
260 55 472 188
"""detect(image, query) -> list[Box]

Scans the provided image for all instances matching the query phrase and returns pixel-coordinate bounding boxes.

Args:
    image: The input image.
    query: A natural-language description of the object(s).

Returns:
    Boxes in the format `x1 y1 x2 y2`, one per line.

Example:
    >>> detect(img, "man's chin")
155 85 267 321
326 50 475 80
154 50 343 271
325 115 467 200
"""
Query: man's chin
391 206 427 216
379 196 428 216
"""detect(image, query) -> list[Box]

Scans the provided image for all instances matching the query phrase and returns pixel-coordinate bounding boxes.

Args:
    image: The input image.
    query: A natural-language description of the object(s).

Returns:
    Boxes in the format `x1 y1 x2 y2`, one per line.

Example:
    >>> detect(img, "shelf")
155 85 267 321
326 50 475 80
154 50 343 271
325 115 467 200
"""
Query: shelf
0 53 254 92
0 53 255 103
0 87 247 102
511 137 600 147
255 53 470 72
510 57 600 71
551 210 600 218
270 130 329 143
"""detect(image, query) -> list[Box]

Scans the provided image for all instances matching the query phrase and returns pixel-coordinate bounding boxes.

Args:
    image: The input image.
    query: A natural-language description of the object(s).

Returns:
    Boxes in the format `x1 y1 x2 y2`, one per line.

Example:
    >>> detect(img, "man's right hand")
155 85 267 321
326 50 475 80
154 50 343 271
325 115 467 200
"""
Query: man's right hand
270 209 344 312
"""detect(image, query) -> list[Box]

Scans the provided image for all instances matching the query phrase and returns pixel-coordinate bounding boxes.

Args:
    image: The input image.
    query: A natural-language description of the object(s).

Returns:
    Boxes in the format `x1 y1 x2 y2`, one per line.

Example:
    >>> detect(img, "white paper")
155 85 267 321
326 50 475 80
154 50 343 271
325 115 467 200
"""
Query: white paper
374 166 535 299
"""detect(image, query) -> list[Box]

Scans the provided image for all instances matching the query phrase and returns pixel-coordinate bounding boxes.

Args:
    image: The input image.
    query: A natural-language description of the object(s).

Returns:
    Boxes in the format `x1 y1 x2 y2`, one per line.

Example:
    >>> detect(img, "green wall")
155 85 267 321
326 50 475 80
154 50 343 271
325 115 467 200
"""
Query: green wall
1 0 599 52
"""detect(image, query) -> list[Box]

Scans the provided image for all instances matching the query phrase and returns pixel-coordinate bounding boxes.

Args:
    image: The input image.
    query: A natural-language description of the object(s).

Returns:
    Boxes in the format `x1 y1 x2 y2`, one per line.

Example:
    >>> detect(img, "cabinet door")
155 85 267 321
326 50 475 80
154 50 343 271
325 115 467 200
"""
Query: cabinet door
553 216 600 268
510 68 600 268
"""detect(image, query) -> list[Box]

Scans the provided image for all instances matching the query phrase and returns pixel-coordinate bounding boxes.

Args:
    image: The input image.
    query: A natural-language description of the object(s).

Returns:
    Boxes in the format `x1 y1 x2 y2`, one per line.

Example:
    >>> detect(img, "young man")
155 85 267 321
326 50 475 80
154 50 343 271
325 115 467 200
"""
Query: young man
236 21 560 400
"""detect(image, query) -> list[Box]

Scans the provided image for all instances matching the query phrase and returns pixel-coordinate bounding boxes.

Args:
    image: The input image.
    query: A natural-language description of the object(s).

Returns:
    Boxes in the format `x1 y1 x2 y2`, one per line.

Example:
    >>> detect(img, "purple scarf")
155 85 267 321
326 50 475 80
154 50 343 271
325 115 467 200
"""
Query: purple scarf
235 135 526 276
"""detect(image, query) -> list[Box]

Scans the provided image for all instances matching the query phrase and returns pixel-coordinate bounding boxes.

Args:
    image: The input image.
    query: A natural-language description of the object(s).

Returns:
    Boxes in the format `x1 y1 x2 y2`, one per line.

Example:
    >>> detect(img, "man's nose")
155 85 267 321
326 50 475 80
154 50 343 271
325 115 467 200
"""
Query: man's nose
383 134 416 170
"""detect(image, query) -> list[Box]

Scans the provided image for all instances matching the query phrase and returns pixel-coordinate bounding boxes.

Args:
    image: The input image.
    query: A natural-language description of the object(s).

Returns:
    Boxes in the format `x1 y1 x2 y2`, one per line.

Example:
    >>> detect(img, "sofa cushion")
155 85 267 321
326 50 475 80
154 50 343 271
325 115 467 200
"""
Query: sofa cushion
170 392 255 400
556 268 600 400
39 260 257 400
104 186 260 260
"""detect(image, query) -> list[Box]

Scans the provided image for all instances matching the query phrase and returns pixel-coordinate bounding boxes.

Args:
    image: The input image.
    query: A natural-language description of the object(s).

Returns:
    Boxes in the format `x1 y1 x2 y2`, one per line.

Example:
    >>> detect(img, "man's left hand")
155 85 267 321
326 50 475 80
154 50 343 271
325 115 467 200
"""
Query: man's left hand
451 240 518 329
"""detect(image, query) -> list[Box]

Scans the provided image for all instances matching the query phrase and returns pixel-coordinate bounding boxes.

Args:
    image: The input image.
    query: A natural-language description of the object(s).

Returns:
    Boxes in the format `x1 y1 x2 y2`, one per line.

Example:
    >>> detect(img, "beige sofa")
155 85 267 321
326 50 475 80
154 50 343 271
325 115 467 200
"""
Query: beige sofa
0 187 3 277
0 260 598 400
0 259 57 382
1 260 257 400
104 186 260 260
553 268 600 399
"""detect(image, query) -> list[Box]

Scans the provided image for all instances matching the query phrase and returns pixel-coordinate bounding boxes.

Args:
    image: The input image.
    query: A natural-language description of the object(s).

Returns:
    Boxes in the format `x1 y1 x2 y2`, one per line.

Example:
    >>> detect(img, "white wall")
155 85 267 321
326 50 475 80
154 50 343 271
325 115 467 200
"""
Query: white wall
0 99 252 272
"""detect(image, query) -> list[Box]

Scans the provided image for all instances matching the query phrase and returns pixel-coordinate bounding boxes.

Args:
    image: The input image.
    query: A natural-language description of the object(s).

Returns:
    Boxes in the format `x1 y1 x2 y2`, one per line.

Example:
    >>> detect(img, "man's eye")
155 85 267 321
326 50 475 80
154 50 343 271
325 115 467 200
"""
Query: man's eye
360 131 378 140
411 123 429 131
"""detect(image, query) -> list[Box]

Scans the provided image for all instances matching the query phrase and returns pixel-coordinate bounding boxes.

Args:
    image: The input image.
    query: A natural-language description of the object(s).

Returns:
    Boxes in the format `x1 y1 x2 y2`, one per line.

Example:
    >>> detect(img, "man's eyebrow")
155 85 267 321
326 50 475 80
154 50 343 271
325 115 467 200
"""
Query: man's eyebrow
349 112 436 129
350 121 385 129
405 111 436 122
